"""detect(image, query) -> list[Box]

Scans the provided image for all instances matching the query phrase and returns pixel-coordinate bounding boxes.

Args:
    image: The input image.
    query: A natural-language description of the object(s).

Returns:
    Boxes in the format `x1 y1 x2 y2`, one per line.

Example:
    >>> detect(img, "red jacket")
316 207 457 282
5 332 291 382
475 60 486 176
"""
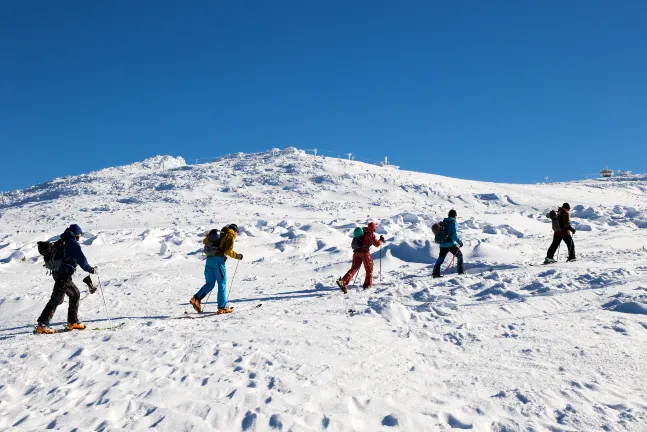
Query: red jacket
355 227 383 252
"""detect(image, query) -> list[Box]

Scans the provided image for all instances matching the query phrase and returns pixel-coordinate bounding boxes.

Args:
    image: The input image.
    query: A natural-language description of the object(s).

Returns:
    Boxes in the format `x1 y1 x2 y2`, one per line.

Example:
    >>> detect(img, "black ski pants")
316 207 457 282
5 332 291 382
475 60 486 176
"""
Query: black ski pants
547 235 575 260
433 245 464 276
38 274 80 325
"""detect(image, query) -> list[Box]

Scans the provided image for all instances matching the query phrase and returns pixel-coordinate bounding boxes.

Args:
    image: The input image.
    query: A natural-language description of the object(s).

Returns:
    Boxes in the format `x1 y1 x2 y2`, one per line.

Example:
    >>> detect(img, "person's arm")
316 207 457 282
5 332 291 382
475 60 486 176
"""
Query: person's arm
452 222 462 246
221 235 242 260
69 241 94 273
564 213 575 233
370 233 383 247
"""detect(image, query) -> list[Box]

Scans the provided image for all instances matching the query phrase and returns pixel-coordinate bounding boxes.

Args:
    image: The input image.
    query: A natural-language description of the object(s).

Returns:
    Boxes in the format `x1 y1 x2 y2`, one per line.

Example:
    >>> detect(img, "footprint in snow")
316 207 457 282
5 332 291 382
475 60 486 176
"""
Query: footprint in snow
447 414 473 429
242 411 257 431
381 415 399 427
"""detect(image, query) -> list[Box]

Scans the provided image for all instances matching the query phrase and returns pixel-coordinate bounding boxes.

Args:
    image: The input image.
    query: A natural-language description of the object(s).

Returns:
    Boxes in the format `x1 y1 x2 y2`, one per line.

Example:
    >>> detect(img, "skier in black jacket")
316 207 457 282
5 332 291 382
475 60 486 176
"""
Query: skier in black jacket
36 224 96 334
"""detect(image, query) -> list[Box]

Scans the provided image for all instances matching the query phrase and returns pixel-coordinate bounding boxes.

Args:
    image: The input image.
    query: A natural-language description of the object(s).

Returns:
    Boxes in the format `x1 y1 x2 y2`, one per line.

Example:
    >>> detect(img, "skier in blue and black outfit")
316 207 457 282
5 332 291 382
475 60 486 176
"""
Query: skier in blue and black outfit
432 209 464 277
36 224 96 334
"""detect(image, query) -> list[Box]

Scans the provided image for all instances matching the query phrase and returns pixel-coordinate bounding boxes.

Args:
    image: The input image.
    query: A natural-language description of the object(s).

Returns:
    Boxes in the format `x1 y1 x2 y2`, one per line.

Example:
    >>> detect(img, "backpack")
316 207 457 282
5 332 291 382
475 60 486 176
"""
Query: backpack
547 210 561 231
37 238 65 273
203 229 221 257
351 235 366 251
432 221 452 244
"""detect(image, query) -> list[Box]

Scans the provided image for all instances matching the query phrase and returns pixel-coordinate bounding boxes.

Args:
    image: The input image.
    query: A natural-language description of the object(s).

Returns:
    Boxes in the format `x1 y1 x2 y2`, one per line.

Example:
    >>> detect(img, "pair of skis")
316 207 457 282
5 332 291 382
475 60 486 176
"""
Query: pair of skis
178 303 263 319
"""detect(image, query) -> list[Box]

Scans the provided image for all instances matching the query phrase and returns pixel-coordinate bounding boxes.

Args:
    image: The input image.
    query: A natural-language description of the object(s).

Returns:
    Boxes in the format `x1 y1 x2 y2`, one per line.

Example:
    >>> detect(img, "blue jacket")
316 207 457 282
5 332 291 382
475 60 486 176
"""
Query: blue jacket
440 217 462 248
58 228 93 275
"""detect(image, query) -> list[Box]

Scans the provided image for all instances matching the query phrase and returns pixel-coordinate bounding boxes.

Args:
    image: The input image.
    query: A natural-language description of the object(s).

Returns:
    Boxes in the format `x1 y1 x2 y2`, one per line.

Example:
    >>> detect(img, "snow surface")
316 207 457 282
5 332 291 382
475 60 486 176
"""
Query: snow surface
2 148 647 431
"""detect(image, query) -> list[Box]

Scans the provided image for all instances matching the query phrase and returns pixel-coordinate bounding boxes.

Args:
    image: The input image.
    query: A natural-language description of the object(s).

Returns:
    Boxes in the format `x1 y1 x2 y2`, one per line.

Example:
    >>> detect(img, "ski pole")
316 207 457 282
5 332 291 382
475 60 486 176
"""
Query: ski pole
352 270 360 286
203 291 213 313
97 272 113 329
379 246 382 285
444 255 456 275
556 243 561 262
225 260 241 306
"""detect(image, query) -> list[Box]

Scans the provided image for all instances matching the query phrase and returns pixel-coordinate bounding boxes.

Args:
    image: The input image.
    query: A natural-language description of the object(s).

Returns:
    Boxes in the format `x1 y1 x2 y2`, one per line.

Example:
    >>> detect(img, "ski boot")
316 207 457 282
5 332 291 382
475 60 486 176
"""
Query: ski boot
544 257 557 264
432 274 442 279
566 257 577 262
336 278 348 294
35 324 56 334
65 322 86 331
190 297 202 313
362 284 370 290
216 306 233 315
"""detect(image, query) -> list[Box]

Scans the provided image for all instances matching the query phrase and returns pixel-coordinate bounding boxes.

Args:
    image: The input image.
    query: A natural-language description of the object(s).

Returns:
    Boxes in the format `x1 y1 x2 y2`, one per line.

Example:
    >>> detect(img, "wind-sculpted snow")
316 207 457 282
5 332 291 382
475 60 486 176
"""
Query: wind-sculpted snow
2 149 647 430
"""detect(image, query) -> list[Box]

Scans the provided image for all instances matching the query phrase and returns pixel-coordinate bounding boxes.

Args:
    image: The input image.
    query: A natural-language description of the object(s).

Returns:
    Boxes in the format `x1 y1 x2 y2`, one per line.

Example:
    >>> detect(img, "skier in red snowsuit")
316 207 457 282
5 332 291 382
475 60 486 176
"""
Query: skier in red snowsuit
337 222 384 293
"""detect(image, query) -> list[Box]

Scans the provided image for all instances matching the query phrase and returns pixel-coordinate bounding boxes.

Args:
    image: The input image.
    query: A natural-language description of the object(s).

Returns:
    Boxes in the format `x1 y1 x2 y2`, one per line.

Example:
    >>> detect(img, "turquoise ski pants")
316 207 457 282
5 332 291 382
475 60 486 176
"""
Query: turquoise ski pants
195 256 227 308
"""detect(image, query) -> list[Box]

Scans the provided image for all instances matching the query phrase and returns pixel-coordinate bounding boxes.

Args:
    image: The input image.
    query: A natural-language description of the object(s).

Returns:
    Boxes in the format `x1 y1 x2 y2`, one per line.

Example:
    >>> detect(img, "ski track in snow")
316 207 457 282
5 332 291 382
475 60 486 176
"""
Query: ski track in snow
1 149 647 431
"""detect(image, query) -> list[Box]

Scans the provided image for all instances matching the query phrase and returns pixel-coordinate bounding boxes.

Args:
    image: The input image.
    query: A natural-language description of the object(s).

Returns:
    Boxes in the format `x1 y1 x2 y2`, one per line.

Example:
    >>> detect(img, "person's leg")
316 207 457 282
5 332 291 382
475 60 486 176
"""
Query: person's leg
362 252 374 287
37 277 66 325
342 253 363 285
433 248 450 276
195 261 217 300
65 278 81 324
563 236 575 259
216 256 228 308
546 236 561 259
451 246 464 274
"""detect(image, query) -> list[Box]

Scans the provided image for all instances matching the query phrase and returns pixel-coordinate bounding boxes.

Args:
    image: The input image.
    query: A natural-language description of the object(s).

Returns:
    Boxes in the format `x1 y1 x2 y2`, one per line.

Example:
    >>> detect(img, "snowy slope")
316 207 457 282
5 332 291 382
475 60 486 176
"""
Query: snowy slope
1 148 647 431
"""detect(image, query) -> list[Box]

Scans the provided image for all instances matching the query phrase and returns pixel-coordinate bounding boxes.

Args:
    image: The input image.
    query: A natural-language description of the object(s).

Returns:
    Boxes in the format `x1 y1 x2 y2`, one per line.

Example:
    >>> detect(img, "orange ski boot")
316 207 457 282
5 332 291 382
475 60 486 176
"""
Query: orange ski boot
35 324 56 334
216 306 233 315
190 297 202 313
65 322 86 331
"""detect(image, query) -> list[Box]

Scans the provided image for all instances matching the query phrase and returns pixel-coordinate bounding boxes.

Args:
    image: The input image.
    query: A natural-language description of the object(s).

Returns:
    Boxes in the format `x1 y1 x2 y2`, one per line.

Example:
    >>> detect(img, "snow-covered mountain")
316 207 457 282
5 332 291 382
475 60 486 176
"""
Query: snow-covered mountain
1 148 647 431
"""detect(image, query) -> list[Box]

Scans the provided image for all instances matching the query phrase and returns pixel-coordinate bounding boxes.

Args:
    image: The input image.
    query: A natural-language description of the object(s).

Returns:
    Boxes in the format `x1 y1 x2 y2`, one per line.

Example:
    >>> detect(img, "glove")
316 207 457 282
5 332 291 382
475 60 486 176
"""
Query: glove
570 228 576 234
459 241 464 248
379 235 385 242
238 254 243 261
82 275 96 294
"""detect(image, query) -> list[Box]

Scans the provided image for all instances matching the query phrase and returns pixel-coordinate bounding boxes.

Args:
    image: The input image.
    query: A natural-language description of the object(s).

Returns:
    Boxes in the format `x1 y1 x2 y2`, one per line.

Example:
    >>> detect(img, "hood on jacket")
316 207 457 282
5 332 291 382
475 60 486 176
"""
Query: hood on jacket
60 228 77 241
443 217 457 224
221 226 237 238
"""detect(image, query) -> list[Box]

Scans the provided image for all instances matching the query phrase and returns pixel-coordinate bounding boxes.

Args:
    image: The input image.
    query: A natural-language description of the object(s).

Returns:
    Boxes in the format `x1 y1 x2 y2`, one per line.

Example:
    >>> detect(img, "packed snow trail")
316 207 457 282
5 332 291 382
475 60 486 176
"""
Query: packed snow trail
2 149 647 431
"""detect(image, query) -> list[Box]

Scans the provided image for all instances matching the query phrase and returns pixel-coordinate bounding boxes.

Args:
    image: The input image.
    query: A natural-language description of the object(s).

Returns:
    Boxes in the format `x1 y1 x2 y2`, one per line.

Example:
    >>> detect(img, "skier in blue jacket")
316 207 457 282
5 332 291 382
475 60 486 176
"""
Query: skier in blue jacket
432 210 464 277
36 224 96 334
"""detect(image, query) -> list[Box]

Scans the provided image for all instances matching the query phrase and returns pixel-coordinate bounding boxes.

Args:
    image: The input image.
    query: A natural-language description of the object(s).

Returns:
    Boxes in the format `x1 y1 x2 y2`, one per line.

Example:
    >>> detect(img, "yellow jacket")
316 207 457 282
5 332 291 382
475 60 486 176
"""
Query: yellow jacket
216 226 241 261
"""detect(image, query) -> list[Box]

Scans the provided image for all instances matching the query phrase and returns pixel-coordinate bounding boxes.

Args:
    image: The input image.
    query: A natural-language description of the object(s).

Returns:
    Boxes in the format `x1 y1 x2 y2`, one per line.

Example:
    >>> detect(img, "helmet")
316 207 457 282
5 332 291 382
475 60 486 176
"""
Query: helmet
353 227 364 238
367 222 377 231
228 223 239 233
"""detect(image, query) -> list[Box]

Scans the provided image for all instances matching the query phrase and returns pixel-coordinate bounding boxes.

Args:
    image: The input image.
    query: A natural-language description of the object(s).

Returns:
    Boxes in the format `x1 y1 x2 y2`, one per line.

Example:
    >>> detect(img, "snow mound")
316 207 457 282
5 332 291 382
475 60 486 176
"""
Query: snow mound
387 240 437 264
603 291 647 315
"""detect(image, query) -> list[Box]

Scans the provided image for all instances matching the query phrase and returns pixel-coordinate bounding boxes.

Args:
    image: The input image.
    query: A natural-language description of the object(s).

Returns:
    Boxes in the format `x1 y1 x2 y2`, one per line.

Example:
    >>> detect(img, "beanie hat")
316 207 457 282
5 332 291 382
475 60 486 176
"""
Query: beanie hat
562 203 571 210
228 223 239 233
367 222 377 231
448 209 457 218
69 224 83 236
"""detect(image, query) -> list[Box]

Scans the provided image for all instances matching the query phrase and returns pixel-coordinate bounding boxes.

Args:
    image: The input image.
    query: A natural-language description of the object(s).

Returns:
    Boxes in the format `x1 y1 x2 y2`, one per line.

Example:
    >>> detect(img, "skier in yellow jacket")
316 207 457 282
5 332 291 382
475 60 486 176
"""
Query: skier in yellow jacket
190 224 243 314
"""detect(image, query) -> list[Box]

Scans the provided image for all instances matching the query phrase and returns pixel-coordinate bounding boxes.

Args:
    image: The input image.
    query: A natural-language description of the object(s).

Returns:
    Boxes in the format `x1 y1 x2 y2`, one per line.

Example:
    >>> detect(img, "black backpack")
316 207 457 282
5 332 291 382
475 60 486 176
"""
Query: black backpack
547 210 562 231
351 235 365 251
203 229 222 257
37 238 65 273
432 221 452 244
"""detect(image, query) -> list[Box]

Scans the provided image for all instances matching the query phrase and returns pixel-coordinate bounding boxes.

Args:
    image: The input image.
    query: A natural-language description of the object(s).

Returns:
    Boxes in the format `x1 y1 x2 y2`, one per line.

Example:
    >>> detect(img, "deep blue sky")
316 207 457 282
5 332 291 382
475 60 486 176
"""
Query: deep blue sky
2 1 646 191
